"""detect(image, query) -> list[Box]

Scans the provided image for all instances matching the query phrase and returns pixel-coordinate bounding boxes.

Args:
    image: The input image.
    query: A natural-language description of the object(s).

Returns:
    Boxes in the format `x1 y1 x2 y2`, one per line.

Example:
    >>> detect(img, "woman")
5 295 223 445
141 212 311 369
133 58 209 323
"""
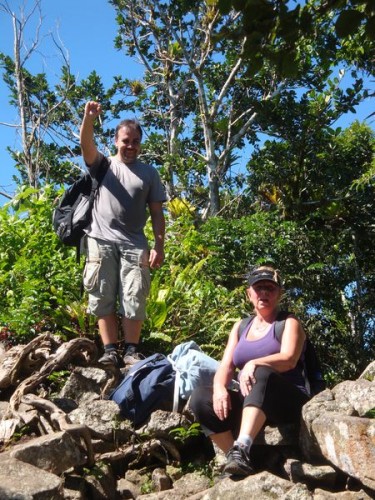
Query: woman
189 265 310 477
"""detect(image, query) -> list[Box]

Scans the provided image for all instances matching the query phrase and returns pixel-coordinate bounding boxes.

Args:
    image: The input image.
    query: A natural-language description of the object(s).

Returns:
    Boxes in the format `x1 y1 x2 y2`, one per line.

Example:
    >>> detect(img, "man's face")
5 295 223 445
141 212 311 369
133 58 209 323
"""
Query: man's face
115 126 141 163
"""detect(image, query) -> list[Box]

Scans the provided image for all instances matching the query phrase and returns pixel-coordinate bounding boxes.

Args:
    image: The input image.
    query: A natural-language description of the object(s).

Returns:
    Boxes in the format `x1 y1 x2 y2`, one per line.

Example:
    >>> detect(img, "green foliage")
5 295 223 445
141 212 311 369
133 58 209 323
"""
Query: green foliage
144 215 245 357
142 197 374 381
169 422 202 443
3 425 31 449
179 461 213 481
140 478 154 495
215 0 375 75
82 461 107 479
0 187 88 339
47 370 70 394
1 0 374 389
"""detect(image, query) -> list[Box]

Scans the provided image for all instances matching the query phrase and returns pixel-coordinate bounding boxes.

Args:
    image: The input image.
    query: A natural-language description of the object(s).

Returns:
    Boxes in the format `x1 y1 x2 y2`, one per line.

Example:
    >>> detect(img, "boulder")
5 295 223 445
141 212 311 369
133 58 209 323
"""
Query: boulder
68 398 132 442
300 377 375 491
59 366 109 405
254 422 299 446
200 471 308 500
0 457 63 499
0 431 85 474
284 458 338 490
359 360 375 382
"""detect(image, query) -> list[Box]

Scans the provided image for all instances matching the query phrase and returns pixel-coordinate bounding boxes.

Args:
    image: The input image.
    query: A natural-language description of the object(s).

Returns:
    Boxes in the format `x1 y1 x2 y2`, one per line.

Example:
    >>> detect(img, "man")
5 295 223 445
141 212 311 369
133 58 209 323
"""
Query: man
80 101 166 367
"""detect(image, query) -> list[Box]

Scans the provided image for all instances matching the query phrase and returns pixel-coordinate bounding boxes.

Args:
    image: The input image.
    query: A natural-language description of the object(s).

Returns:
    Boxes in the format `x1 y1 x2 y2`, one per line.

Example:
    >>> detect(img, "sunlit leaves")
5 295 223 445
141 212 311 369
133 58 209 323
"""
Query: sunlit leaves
0 187 83 338
215 0 374 76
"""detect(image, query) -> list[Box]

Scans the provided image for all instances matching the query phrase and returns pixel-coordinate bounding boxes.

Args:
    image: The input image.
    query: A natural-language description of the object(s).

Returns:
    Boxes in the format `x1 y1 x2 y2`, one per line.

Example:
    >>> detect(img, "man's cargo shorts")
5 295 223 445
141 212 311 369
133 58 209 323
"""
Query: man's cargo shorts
83 236 151 320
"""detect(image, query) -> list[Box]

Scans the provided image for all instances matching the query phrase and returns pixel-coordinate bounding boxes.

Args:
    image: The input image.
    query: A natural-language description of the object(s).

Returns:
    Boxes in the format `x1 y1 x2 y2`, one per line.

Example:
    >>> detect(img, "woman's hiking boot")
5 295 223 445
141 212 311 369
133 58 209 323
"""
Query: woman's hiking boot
222 443 255 477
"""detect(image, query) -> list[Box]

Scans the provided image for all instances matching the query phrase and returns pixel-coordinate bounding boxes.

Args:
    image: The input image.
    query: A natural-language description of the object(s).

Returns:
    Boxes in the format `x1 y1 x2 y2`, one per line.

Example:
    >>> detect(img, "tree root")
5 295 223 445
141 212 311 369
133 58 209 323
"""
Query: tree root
0 335 98 443
21 394 95 467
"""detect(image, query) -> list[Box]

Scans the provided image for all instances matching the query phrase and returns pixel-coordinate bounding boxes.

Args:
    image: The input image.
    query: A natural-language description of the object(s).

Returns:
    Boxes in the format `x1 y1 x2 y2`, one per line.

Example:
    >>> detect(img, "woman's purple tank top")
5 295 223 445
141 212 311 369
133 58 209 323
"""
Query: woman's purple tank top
233 318 307 392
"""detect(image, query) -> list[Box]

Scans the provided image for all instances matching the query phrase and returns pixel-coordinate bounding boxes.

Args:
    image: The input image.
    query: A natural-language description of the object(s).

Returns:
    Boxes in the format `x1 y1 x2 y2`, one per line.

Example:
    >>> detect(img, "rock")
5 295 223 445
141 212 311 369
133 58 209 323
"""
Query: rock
313 488 374 499
284 458 337 490
143 409 191 437
332 379 375 417
173 472 211 496
137 471 211 499
59 366 109 405
300 377 375 491
165 465 184 482
124 469 146 486
0 431 85 474
68 399 132 442
254 422 299 446
117 477 141 499
52 397 78 414
0 401 9 418
201 471 297 499
0 457 63 499
84 462 117 500
152 467 173 491
281 482 313 499
308 414 375 491
359 361 375 382
62 474 86 500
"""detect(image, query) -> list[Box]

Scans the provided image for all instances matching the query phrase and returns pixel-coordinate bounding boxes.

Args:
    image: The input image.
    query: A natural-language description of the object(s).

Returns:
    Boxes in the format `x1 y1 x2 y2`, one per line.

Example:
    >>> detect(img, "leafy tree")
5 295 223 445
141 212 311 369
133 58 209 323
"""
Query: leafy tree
109 0 372 217
0 0 373 390
244 120 375 379
110 0 296 215
0 1 78 189
214 0 375 76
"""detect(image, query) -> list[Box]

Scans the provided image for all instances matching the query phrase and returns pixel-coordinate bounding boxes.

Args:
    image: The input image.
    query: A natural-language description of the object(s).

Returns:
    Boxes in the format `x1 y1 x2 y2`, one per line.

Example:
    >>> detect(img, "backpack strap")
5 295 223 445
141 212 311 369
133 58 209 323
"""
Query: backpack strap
84 156 110 204
273 311 295 342
173 369 181 413
76 157 110 265
237 310 294 342
273 312 318 396
93 156 110 185
237 316 254 340
167 354 181 413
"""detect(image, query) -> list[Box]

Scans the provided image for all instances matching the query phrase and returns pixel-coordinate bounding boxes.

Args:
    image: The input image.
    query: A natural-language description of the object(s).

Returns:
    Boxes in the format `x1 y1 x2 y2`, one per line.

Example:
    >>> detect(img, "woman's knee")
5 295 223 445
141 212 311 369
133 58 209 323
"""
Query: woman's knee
254 365 276 382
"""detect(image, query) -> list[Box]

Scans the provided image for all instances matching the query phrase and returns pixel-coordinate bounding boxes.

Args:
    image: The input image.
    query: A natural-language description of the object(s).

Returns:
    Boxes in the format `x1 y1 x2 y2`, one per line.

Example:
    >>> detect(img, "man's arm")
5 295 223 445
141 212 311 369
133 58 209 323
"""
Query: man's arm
80 101 102 166
148 201 165 269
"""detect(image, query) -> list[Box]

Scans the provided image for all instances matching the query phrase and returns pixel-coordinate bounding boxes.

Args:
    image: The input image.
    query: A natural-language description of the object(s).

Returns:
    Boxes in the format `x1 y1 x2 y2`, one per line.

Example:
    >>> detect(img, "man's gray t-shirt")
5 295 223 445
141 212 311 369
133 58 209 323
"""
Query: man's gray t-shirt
86 153 166 249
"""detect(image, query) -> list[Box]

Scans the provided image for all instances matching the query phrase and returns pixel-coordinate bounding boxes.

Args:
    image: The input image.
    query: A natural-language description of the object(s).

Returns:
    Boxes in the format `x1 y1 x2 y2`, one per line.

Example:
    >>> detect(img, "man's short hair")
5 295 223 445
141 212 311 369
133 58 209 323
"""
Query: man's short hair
115 119 143 140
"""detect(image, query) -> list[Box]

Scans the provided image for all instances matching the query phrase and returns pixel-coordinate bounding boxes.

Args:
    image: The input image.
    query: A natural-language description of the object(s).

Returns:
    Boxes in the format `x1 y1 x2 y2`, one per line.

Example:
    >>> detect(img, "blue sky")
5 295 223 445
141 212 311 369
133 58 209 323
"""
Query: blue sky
0 0 142 200
0 0 374 202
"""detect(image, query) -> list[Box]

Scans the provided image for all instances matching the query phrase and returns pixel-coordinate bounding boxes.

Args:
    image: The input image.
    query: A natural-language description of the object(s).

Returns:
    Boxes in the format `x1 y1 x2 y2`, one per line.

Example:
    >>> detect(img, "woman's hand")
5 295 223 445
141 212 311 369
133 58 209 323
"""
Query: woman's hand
239 361 257 396
213 385 231 421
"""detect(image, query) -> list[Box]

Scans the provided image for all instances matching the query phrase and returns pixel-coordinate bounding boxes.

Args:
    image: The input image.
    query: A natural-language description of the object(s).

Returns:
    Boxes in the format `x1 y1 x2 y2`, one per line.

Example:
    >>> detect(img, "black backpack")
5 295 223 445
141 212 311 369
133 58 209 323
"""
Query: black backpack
238 311 326 396
53 158 109 247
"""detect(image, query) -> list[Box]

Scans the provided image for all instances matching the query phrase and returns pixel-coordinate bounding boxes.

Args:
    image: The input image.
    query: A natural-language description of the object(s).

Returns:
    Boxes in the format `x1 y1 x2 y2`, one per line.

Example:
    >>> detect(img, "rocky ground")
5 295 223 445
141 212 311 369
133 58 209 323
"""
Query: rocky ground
0 334 374 499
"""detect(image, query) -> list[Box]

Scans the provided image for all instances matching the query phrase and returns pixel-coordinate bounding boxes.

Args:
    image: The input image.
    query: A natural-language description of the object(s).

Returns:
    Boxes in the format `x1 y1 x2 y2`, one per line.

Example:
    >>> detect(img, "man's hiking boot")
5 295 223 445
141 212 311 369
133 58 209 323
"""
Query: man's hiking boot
98 349 124 368
222 443 254 477
123 351 145 367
